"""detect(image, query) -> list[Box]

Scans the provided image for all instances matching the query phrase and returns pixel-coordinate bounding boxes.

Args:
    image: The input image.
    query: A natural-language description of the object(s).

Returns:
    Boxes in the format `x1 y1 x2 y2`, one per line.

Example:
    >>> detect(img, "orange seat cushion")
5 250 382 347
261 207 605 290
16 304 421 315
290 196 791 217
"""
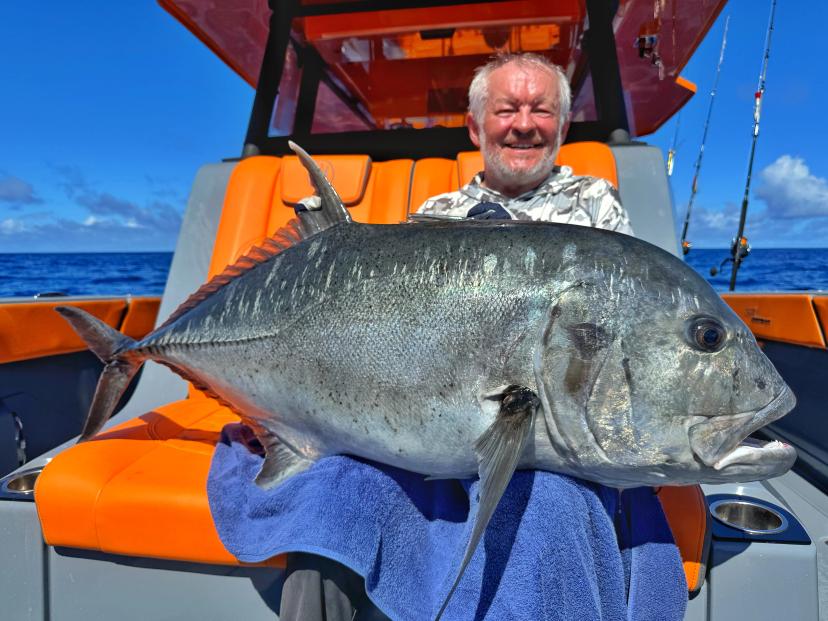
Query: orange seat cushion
36 397 282 567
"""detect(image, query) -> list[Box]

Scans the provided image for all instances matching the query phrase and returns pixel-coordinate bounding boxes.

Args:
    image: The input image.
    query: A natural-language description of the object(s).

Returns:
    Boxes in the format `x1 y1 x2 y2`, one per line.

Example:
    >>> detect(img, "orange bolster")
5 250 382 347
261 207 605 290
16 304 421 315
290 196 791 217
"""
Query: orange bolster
814 297 828 342
408 158 455 213
0 299 127 365
723 294 827 349
209 156 283 276
120 296 161 340
657 485 710 595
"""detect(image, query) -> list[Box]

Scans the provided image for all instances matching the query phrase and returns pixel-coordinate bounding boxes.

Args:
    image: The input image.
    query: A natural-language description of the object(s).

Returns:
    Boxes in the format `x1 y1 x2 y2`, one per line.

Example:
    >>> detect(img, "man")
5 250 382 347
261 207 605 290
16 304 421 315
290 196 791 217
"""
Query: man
280 53 635 621
416 53 633 235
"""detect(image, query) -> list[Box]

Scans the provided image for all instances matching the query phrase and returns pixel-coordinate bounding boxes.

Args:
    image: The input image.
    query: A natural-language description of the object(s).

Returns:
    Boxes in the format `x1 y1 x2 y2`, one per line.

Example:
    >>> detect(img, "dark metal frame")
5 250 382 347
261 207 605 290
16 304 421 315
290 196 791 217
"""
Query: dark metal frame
242 0 630 159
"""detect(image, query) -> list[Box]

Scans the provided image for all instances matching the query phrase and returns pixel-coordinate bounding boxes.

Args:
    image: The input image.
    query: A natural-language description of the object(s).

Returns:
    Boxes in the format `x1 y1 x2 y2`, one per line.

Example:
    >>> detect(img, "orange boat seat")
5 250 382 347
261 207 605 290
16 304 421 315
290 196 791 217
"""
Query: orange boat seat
35 147 708 594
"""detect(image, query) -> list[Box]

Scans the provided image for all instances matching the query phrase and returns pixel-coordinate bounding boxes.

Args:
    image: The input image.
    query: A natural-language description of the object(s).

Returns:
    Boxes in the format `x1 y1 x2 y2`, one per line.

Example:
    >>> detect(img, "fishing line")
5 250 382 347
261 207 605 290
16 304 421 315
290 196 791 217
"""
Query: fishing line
679 15 729 256
714 0 778 290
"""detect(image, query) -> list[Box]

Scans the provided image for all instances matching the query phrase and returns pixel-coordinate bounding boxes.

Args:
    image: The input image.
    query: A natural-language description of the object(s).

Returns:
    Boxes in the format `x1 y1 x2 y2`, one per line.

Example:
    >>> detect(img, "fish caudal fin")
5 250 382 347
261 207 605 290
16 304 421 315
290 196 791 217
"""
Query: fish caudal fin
434 385 539 621
55 306 143 441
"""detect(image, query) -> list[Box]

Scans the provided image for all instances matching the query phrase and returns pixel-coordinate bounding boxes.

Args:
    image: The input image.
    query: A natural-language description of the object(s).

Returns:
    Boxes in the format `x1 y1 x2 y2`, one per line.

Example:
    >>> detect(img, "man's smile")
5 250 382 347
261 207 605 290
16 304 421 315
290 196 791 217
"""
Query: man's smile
504 143 545 150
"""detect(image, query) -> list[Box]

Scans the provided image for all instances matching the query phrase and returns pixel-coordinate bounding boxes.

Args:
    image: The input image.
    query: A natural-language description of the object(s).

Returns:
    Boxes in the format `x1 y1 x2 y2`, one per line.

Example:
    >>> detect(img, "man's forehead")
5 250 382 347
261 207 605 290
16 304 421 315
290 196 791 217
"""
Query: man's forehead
488 64 558 97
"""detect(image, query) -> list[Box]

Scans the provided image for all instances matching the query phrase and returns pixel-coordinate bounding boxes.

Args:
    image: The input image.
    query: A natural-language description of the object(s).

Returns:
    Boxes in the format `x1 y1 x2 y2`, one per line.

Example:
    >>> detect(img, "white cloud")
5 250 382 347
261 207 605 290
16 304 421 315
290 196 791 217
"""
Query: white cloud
755 155 828 218
695 206 739 232
0 218 26 233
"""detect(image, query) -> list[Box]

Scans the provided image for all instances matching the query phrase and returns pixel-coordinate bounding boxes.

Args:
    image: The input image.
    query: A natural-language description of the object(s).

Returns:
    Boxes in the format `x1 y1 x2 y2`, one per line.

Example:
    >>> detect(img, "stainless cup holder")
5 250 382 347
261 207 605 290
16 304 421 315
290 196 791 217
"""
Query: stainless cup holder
709 498 788 535
0 467 44 498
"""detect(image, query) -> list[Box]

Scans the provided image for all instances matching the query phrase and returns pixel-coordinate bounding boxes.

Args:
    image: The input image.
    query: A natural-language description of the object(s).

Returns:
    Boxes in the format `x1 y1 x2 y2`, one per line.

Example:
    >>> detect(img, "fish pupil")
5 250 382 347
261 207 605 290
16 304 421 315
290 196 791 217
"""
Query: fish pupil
703 328 720 346
687 315 726 352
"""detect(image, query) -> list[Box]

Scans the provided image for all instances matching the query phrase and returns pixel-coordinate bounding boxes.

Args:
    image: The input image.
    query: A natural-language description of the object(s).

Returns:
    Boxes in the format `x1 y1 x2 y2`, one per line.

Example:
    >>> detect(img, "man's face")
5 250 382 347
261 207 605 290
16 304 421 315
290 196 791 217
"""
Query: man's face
469 63 562 195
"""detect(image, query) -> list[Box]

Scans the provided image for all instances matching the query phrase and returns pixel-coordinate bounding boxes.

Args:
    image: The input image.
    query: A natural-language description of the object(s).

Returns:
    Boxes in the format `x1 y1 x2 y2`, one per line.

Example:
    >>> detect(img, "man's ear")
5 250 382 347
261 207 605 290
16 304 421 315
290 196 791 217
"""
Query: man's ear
467 112 481 149
561 118 571 144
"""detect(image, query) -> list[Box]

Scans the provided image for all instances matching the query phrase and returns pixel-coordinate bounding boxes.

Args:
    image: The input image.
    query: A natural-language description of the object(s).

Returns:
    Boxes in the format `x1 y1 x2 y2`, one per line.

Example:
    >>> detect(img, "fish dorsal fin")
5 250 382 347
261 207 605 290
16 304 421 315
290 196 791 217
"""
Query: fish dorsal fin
288 140 351 225
159 218 318 330
158 142 349 331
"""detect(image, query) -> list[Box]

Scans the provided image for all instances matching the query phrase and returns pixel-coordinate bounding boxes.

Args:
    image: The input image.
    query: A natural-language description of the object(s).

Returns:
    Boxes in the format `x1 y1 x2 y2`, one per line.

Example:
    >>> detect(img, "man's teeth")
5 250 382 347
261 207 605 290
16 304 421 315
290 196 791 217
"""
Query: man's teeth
507 144 540 149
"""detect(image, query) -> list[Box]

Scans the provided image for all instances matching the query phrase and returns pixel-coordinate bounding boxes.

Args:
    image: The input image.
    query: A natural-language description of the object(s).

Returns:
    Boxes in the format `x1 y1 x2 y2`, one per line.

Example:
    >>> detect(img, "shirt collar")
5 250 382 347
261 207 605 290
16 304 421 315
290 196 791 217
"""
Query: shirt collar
460 165 573 202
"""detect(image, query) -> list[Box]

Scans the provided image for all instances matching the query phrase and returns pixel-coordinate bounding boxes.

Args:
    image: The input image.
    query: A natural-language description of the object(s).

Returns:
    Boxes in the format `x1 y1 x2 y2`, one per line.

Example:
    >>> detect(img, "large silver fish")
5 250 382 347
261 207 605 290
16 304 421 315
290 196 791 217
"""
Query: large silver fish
59 143 796 619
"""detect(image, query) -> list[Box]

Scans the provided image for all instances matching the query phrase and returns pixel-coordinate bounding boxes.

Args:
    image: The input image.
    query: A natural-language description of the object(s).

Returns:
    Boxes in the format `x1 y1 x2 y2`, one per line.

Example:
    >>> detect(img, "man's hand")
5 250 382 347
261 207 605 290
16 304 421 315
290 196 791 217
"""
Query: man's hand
466 202 512 220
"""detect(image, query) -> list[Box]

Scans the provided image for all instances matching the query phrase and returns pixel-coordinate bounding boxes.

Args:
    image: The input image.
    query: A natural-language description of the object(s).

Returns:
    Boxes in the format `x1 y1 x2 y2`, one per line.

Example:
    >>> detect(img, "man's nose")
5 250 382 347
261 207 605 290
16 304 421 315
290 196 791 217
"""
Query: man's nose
513 108 535 133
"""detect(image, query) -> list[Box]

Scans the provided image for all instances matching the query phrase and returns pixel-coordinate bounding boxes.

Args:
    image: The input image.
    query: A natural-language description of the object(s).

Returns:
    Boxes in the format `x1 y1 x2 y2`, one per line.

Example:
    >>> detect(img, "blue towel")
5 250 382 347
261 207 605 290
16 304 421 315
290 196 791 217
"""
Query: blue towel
208 423 687 621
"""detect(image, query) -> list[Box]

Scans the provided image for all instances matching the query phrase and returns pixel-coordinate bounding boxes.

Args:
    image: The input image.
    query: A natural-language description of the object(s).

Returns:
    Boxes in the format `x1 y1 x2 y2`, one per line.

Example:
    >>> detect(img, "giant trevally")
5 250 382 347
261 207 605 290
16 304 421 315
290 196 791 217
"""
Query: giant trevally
58 142 796 619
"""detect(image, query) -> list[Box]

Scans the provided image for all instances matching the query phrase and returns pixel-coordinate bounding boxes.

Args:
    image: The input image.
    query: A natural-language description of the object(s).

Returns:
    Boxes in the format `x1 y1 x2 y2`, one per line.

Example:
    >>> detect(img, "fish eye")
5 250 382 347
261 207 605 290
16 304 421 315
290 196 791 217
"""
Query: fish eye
687 316 726 352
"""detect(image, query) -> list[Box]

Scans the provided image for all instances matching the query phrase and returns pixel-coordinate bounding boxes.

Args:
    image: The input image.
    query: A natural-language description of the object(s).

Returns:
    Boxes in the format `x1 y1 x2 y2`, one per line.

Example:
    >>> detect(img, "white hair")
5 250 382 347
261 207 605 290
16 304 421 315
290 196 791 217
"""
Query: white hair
467 53 571 127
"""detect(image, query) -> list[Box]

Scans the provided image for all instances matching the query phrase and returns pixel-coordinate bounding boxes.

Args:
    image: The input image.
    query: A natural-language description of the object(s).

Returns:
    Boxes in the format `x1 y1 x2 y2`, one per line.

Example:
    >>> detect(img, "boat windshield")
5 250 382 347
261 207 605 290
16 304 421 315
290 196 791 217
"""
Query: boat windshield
268 4 590 137
159 0 725 154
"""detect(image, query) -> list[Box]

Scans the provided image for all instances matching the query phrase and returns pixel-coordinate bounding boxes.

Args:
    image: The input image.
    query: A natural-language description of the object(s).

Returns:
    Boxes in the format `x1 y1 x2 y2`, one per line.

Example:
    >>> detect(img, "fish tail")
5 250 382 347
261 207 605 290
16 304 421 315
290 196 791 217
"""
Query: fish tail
55 306 144 441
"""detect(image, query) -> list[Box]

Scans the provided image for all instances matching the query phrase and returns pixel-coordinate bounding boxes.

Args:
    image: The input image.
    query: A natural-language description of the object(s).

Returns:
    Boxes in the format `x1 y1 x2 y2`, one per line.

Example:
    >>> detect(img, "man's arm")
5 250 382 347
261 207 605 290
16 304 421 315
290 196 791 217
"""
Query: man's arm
415 191 472 218
581 178 634 236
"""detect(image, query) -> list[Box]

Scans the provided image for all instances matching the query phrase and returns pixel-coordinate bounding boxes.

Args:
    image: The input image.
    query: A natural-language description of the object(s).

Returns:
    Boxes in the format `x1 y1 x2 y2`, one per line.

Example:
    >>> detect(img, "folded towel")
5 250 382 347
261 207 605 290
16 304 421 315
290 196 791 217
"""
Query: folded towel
208 423 687 621
615 487 689 621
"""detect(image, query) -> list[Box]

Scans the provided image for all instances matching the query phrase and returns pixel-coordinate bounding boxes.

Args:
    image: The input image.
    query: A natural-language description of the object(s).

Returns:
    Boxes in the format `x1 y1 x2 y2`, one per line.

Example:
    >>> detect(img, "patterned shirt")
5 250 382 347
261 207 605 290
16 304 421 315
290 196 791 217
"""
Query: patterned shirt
415 166 634 235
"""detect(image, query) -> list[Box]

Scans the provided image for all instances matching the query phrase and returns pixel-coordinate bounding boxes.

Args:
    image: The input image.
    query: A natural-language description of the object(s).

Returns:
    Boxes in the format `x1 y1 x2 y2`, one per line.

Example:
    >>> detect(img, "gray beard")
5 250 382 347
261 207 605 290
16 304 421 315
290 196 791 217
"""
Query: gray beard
479 134 558 194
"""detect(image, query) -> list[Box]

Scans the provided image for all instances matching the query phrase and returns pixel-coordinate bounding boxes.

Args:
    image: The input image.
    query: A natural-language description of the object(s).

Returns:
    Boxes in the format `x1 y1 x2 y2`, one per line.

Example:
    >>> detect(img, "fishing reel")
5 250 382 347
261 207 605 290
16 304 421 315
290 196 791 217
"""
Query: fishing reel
710 236 750 276
732 236 751 260
681 240 692 255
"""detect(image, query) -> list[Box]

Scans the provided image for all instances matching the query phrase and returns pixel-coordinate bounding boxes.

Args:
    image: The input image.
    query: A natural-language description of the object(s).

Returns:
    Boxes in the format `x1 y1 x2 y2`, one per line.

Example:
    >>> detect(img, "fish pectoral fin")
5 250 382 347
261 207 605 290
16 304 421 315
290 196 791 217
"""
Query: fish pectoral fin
254 432 315 490
434 385 538 621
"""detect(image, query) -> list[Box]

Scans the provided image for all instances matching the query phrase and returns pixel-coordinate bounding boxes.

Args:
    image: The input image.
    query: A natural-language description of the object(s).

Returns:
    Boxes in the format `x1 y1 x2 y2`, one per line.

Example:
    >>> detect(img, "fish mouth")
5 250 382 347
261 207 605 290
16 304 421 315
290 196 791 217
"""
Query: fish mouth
711 437 795 471
688 385 797 473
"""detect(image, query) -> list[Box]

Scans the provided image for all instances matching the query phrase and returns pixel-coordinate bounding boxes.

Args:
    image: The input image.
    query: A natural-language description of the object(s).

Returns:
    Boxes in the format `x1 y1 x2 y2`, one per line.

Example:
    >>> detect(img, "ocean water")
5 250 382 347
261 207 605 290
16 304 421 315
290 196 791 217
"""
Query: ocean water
0 252 173 298
685 248 828 292
0 249 825 298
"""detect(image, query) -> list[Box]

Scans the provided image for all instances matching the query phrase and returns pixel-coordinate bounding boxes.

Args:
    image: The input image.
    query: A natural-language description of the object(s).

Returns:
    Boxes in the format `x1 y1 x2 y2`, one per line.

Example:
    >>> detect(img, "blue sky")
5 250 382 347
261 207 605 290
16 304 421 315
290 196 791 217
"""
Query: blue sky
648 0 828 248
1 1 826 252
0 3 252 252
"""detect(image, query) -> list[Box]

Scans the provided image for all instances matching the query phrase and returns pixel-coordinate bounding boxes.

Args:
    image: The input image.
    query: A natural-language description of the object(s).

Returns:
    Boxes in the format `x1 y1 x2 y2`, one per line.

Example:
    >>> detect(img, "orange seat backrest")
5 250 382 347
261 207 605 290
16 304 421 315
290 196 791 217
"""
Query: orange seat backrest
456 142 619 189
209 154 415 278
409 141 619 215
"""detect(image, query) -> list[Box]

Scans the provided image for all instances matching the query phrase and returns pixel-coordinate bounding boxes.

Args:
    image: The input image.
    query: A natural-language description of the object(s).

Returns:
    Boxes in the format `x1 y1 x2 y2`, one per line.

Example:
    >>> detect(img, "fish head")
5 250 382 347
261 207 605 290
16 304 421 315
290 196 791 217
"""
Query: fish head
535 244 796 487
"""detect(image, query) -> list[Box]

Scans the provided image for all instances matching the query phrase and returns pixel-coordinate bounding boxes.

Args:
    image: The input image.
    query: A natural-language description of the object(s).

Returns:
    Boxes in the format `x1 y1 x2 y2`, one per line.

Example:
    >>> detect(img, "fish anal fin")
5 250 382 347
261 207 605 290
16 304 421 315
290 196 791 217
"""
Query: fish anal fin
434 385 539 621
254 431 314 490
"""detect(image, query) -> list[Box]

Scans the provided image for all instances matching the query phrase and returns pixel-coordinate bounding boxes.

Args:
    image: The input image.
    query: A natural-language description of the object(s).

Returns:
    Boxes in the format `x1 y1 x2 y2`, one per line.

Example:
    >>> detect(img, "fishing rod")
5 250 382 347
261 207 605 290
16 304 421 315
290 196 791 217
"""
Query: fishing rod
679 15 729 256
721 0 778 291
